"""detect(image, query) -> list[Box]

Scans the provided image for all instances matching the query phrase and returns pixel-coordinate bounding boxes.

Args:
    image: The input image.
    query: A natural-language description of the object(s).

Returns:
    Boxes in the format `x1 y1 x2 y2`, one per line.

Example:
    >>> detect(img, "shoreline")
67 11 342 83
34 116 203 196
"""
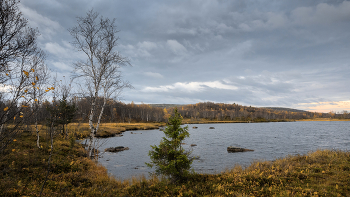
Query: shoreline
84 118 349 138
2 133 349 196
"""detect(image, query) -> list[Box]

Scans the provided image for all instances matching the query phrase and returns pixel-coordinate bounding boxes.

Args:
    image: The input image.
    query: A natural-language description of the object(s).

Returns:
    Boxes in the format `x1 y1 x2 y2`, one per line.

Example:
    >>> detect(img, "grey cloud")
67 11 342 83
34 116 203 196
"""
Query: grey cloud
17 0 350 112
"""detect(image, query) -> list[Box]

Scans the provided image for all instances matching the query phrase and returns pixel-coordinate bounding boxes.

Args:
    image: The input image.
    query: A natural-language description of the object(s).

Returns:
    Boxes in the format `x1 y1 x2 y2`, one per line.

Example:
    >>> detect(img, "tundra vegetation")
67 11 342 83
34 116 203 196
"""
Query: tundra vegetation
1 0 350 195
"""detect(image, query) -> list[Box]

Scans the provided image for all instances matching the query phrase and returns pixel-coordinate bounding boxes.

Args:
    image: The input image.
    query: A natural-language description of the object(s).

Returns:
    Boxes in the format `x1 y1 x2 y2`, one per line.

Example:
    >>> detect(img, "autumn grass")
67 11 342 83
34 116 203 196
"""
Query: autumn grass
1 129 349 196
297 118 350 121
69 122 165 138
20 122 166 139
123 149 350 196
0 133 129 196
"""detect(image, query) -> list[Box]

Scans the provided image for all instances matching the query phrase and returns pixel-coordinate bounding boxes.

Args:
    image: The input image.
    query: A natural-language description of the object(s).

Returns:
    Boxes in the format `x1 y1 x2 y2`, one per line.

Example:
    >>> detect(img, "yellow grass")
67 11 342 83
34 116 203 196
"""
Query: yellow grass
62 122 166 138
297 118 350 121
12 122 166 138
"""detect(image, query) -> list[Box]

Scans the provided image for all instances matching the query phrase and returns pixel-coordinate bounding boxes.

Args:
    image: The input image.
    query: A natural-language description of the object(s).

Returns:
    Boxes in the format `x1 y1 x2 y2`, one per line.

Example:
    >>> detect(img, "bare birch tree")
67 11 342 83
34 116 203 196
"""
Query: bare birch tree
69 10 131 158
0 0 50 153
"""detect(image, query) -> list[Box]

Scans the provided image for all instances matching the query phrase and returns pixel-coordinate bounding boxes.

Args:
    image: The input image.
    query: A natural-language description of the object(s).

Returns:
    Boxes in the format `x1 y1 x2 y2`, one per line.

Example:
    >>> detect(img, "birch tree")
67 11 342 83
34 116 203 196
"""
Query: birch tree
69 10 131 158
0 0 49 152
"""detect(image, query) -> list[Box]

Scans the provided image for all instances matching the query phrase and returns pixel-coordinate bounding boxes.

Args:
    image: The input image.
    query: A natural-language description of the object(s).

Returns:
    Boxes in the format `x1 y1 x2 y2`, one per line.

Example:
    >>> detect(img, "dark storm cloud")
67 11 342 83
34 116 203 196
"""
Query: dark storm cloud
18 0 350 112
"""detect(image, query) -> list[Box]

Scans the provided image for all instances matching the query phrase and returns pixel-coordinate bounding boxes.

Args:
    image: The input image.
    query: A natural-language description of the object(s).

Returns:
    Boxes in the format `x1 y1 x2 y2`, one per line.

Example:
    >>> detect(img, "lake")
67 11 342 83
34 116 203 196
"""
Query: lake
96 121 350 181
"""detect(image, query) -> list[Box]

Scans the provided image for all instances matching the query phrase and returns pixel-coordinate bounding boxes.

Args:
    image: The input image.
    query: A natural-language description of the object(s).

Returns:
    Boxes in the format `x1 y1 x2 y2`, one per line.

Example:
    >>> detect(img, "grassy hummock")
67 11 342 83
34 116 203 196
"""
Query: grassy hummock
1 131 349 196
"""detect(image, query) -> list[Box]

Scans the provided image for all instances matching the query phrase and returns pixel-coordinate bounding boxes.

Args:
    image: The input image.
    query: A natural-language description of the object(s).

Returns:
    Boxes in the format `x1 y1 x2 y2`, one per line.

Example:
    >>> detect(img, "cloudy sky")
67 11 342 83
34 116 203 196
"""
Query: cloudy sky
19 0 350 112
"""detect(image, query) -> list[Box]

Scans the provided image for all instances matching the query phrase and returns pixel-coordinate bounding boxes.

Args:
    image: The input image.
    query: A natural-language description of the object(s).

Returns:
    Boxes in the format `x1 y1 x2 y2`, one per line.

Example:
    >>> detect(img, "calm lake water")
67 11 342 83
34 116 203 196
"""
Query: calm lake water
96 121 350 181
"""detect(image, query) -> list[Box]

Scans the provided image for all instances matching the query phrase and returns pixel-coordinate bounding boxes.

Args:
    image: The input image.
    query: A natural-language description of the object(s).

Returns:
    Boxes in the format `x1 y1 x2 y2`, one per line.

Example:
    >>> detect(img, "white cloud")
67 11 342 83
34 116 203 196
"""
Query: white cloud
52 62 73 71
44 42 69 57
137 41 158 50
19 4 63 39
0 84 14 93
291 1 350 26
143 81 238 93
166 40 187 55
143 72 164 78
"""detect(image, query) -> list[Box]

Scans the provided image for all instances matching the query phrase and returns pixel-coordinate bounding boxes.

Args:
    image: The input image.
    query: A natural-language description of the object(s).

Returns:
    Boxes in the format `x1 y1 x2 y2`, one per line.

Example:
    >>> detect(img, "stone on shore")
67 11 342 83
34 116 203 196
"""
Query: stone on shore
209 127 215 129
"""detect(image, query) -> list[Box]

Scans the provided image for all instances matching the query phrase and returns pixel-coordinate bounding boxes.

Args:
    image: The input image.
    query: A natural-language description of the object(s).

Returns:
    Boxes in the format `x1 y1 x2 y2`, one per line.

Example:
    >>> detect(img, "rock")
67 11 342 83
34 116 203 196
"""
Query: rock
115 134 123 137
193 126 198 129
105 146 129 153
190 144 197 146
227 146 254 153
209 127 215 129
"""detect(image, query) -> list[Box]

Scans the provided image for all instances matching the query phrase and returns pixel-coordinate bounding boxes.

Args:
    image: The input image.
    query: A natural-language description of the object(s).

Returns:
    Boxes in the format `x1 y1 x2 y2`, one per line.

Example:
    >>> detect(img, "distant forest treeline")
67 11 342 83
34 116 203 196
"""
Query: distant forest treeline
2 97 349 125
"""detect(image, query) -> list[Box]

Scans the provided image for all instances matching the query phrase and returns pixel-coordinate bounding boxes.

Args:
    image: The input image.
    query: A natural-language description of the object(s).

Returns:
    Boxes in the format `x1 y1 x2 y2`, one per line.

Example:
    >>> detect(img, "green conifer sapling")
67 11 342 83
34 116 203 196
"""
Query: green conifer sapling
146 108 192 182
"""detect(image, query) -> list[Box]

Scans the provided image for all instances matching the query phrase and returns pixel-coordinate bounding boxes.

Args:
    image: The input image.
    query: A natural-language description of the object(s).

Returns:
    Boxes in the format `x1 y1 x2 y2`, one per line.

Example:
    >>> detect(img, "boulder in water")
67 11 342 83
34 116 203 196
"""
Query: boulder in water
105 146 129 152
227 146 254 153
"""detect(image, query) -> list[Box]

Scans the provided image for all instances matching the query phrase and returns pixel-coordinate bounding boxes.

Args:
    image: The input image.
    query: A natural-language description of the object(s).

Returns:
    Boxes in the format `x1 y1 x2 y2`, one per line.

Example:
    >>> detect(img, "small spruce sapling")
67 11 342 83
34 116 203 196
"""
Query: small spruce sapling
146 108 193 182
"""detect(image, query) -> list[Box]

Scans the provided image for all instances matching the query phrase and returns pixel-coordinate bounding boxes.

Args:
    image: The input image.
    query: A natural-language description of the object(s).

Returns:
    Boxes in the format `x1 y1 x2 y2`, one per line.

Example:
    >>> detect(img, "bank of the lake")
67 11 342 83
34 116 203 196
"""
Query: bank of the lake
296 118 350 121
1 132 349 196
67 118 349 138
66 122 166 138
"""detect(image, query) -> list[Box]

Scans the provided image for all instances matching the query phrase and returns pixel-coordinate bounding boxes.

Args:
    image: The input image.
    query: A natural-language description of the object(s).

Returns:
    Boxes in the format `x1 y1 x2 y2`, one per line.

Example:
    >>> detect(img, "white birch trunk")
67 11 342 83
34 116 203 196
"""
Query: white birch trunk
88 97 96 158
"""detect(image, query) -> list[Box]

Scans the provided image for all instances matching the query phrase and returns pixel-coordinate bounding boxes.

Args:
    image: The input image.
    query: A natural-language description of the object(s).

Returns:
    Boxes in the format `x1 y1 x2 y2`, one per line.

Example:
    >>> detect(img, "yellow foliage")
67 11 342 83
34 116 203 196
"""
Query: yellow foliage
4 107 8 111
31 68 35 72
23 70 29 77
35 76 39 81
31 82 35 86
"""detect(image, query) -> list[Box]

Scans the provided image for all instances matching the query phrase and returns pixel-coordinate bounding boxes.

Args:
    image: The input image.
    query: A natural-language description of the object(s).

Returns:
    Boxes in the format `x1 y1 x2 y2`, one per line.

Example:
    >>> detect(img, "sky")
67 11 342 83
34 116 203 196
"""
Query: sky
18 0 350 113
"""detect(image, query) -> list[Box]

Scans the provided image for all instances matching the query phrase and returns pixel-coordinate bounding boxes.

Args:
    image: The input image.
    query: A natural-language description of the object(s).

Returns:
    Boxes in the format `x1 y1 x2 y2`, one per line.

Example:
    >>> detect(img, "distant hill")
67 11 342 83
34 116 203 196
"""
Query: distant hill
147 104 186 109
262 107 307 113
142 104 307 113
